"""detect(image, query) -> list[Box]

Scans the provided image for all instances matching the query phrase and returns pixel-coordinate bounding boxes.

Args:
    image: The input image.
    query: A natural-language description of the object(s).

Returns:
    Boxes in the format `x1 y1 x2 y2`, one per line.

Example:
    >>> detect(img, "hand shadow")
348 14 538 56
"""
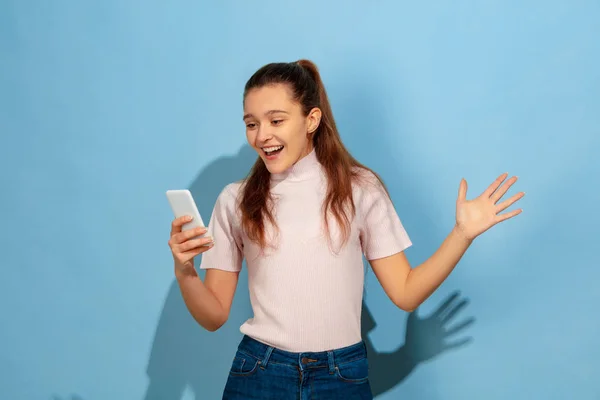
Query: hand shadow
143 144 257 400
361 291 475 398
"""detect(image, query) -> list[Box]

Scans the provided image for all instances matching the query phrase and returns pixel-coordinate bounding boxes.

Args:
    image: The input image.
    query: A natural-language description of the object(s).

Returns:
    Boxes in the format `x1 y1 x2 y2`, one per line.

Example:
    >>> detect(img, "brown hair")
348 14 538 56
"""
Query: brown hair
240 59 387 249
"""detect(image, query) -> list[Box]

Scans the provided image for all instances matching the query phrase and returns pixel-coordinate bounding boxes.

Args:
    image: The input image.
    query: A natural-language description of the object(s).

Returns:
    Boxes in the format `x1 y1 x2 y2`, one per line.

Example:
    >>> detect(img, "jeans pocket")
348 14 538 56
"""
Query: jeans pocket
335 357 369 383
228 351 260 377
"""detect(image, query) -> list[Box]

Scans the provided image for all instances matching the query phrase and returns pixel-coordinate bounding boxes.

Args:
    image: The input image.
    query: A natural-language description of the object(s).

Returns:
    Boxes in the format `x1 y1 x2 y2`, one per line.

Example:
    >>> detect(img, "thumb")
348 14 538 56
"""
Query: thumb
458 178 468 202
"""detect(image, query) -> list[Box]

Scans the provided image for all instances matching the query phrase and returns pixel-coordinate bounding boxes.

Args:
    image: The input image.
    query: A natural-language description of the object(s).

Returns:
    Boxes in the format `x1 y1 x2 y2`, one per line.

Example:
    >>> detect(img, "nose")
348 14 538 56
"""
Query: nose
255 125 273 146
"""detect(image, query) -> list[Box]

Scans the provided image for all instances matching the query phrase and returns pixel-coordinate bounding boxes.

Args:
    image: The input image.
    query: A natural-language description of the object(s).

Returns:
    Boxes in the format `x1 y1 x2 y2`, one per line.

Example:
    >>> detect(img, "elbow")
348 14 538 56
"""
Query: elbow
203 313 228 332
391 278 422 313
393 296 420 313
397 303 417 313
205 323 221 332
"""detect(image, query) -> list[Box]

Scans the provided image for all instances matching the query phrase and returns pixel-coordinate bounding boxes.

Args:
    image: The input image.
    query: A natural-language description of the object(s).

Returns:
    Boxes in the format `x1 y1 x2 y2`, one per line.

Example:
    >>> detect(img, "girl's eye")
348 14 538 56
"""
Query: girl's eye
246 123 256 128
272 120 283 125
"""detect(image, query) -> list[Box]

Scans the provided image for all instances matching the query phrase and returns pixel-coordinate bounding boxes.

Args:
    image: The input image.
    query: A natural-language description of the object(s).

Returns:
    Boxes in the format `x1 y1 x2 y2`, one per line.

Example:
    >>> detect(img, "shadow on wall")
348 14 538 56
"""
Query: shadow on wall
143 145 256 400
361 292 474 397
142 67 476 399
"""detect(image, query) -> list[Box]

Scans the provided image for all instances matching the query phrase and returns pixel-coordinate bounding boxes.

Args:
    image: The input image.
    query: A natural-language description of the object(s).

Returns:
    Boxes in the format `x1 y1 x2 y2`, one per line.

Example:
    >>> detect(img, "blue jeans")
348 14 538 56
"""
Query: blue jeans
222 335 374 399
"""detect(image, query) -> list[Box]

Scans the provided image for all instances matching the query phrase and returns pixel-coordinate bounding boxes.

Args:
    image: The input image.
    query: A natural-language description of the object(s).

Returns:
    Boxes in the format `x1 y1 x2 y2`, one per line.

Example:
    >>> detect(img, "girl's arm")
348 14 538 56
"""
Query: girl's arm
371 174 524 312
176 267 240 331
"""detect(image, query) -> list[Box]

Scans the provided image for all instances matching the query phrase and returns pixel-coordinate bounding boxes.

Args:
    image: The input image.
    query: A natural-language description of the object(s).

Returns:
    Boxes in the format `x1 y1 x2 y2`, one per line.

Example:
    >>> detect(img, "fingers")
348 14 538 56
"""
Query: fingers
179 245 213 259
444 317 476 336
457 179 468 202
170 215 193 235
178 236 214 252
496 191 525 212
171 226 208 244
174 241 214 267
442 336 473 351
169 226 214 266
483 172 509 198
495 208 523 223
491 175 519 203
440 298 469 325
495 188 525 224
432 292 460 319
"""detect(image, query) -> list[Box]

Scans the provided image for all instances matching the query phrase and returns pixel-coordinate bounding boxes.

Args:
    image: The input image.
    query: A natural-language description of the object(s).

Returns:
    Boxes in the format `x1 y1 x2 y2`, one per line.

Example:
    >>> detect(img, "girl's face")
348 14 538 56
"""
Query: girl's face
243 84 321 174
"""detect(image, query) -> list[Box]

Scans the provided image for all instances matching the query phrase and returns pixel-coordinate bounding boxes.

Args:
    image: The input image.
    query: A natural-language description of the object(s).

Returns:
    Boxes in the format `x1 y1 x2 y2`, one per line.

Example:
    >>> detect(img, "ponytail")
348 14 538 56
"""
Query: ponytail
295 59 337 141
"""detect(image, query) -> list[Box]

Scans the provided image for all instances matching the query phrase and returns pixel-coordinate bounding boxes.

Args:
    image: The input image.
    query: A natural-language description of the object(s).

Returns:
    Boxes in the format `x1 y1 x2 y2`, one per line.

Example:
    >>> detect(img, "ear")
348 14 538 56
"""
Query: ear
306 107 322 135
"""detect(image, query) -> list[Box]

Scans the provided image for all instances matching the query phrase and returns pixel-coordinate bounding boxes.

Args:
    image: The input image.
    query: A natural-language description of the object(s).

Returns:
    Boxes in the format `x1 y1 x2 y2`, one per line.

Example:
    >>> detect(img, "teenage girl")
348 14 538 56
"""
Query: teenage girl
168 59 524 399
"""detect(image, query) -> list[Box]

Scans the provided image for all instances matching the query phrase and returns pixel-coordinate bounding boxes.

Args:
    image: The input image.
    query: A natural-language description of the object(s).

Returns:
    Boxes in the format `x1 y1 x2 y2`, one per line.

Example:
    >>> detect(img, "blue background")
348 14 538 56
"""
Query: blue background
2 1 599 399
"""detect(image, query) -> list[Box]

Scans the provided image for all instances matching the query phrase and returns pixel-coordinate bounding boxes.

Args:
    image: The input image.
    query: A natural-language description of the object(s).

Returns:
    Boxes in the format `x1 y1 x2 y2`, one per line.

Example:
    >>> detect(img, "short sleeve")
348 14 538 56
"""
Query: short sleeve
359 176 412 260
199 183 244 272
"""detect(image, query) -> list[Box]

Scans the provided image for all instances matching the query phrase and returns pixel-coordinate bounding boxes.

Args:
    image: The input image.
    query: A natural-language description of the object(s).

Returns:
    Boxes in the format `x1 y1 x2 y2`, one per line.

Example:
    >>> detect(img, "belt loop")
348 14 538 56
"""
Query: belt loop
262 346 274 368
327 350 335 374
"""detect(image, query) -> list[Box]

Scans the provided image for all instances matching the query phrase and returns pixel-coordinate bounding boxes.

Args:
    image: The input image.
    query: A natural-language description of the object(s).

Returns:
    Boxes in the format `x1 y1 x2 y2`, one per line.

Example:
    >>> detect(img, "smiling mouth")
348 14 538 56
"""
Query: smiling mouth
263 145 284 156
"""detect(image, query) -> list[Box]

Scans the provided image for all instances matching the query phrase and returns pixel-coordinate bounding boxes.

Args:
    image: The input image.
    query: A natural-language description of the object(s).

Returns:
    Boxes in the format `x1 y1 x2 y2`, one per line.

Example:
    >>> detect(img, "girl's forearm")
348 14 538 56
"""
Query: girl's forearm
403 226 472 310
175 267 227 331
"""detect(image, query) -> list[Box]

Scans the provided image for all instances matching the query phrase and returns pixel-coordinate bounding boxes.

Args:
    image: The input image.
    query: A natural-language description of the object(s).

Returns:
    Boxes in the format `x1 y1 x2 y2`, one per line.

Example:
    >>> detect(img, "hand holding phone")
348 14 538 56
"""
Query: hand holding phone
166 190 214 273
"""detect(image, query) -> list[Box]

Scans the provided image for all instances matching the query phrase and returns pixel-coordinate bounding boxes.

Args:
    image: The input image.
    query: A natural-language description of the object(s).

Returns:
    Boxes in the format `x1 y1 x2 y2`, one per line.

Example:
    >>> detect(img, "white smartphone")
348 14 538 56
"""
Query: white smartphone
165 189 207 237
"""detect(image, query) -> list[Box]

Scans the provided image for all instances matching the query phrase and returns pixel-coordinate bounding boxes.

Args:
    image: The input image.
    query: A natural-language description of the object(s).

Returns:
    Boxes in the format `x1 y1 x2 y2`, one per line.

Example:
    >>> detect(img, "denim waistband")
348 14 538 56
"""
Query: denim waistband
236 335 367 372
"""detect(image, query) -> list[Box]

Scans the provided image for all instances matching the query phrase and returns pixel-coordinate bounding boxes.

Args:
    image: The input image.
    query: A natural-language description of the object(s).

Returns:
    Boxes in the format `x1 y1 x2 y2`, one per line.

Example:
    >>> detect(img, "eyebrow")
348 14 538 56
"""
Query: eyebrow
243 110 289 120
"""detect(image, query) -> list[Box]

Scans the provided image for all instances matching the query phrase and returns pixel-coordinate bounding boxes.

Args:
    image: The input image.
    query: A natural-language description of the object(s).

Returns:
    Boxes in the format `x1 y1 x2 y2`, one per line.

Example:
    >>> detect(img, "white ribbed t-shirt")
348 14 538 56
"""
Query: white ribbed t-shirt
200 149 412 352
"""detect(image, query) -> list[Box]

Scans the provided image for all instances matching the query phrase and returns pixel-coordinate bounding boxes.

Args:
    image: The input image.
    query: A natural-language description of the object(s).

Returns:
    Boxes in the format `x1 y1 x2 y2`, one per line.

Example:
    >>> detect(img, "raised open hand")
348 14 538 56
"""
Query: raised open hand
455 173 525 240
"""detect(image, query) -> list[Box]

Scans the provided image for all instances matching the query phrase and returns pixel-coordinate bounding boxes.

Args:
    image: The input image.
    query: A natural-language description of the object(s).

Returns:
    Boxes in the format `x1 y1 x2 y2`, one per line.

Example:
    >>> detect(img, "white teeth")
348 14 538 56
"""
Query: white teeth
264 145 283 153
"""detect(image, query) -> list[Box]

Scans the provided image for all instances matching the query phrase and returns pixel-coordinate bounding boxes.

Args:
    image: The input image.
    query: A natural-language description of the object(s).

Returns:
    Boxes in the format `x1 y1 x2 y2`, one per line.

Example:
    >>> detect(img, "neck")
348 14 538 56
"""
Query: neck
271 148 321 183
